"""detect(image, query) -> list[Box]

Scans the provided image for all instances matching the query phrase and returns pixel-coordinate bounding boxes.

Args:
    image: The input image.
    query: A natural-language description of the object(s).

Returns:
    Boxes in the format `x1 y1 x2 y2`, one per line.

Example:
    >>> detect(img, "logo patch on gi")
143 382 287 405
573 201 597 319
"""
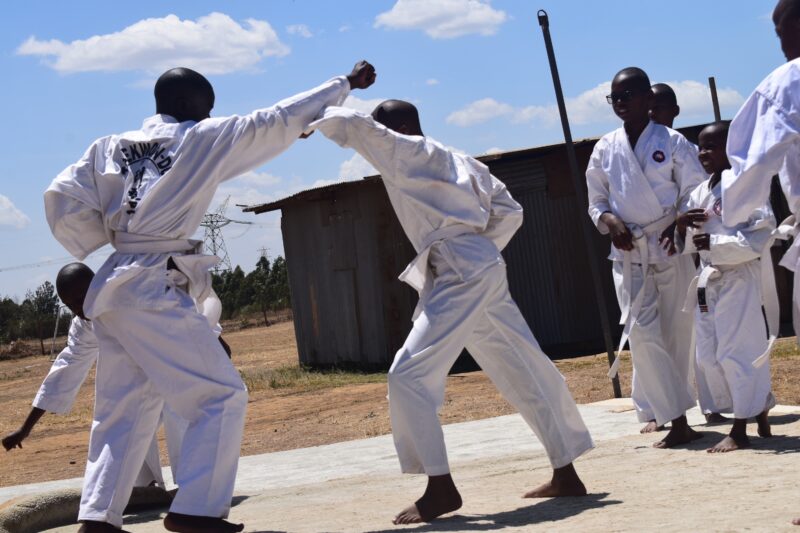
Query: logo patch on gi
652 150 665 163
712 198 722 216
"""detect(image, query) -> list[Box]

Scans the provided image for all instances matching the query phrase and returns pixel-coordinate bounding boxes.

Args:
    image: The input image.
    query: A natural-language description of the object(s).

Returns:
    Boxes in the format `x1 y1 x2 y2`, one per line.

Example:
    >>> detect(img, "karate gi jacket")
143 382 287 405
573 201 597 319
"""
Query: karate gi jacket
44 77 351 319
33 317 98 414
309 106 523 305
586 122 708 264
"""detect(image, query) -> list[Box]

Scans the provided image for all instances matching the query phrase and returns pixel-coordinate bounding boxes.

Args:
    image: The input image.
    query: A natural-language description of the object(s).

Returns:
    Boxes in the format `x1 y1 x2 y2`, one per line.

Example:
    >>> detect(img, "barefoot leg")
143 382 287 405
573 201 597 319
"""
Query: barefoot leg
78 521 130 533
640 420 665 433
704 412 730 425
707 419 750 453
523 463 587 498
393 474 463 525
164 513 244 533
653 415 703 448
756 408 772 438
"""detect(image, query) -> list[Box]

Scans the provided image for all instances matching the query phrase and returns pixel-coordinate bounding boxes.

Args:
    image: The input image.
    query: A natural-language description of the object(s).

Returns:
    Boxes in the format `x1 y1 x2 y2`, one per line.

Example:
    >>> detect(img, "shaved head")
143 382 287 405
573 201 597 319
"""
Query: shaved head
700 120 731 138
613 67 652 92
774 0 800 61
154 67 215 122
651 83 677 106
56 263 94 319
371 100 423 136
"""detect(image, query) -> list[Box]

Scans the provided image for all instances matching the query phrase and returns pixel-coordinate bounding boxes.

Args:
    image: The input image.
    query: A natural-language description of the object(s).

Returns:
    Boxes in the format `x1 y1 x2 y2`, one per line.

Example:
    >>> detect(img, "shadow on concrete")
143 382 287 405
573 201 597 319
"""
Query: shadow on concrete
666 428 800 454
123 495 253 526
362 492 621 532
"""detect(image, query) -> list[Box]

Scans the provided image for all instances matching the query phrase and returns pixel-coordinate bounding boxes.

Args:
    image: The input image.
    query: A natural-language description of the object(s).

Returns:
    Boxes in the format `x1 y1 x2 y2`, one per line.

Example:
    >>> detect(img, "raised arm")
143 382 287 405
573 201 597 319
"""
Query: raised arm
708 205 776 265
722 90 800 225
309 106 403 179
195 61 376 183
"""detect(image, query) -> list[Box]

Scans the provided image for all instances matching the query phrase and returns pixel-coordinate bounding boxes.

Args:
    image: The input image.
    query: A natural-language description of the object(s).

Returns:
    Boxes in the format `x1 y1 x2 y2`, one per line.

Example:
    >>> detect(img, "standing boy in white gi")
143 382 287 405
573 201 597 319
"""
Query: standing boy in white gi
310 99 594 525
44 61 376 533
586 67 707 448
677 122 775 453
717 0 800 523
2 263 163 488
649 82 732 426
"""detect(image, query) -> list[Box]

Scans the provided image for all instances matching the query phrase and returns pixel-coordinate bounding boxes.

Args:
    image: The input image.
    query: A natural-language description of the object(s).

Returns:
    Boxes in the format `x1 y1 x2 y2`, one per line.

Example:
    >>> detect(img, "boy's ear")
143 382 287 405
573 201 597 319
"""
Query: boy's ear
675 105 680 118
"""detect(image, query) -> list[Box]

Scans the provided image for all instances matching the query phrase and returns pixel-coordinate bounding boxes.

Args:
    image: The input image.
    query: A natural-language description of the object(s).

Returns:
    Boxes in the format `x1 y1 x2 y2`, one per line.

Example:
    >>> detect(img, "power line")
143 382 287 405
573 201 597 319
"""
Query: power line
0 251 113 274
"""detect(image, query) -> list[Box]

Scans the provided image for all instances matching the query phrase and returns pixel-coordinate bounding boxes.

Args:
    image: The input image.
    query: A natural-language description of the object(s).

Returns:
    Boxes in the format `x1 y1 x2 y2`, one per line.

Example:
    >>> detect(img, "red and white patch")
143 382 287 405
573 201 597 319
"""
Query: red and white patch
652 150 665 163
712 198 722 216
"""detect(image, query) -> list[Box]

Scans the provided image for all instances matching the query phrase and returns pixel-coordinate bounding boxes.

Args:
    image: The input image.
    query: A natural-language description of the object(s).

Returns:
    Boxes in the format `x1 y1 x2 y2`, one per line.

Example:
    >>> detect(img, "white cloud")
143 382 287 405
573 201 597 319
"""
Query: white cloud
339 25 352 33
375 0 507 39
447 80 745 128
0 195 31 230
342 95 386 114
426 78 440 86
446 97 514 126
286 24 313 38
17 12 290 75
339 152 378 181
664 80 745 120
483 147 504 155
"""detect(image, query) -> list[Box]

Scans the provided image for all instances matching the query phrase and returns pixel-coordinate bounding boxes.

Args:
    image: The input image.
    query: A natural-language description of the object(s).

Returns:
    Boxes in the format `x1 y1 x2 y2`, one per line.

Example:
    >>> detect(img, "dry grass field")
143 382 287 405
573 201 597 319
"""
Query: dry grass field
1 319 799 488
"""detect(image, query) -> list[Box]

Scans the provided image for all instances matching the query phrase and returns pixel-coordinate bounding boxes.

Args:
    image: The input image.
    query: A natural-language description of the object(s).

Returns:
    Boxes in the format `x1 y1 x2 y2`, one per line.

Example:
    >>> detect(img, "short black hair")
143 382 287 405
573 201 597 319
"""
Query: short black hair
613 67 651 92
371 100 422 135
56 263 94 302
776 0 800 21
700 120 731 137
651 83 677 105
154 67 214 113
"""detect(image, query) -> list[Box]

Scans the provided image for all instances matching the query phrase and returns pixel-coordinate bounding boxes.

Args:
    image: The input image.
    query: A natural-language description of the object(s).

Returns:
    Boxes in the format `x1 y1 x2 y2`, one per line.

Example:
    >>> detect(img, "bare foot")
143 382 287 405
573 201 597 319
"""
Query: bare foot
756 409 772 438
524 463 587 498
653 416 702 449
704 413 730 425
707 434 749 453
164 513 243 533
78 521 130 532
392 474 462 524
640 420 665 433
792 517 800 525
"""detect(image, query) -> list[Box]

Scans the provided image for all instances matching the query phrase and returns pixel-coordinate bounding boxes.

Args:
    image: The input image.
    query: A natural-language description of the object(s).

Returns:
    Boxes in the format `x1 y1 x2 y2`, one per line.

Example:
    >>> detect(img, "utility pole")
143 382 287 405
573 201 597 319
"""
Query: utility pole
537 9 622 398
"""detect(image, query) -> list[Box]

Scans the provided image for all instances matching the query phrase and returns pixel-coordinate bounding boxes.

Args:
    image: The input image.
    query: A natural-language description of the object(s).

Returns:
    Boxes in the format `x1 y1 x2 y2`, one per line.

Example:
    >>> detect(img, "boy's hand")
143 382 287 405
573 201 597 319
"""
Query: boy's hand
676 208 707 234
2 429 28 451
347 61 376 90
600 212 634 251
693 233 711 251
658 222 677 256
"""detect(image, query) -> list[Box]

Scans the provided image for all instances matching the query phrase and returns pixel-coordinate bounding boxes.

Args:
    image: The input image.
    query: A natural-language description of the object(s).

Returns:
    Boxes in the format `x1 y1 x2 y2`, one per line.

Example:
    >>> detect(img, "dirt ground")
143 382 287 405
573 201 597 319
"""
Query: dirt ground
2 321 799 489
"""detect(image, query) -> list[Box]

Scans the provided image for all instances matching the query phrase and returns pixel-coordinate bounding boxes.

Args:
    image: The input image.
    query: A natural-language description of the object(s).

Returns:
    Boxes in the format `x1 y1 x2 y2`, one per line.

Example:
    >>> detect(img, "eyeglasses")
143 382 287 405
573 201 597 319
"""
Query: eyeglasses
606 90 639 104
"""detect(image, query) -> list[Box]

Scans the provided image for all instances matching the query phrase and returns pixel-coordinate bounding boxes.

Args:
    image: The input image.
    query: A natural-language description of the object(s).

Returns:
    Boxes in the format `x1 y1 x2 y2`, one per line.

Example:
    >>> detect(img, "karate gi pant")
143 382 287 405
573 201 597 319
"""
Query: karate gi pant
613 256 697 426
694 262 772 419
78 286 248 528
388 250 594 476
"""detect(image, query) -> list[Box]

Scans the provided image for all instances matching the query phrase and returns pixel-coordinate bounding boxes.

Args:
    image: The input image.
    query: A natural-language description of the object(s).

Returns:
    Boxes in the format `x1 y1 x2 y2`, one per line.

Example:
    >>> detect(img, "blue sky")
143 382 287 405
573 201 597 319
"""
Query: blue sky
0 0 783 300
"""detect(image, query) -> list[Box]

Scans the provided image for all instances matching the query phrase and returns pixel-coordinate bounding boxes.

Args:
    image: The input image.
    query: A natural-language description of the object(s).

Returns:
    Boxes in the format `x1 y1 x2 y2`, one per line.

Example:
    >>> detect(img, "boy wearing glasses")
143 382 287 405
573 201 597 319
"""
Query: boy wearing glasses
586 67 707 448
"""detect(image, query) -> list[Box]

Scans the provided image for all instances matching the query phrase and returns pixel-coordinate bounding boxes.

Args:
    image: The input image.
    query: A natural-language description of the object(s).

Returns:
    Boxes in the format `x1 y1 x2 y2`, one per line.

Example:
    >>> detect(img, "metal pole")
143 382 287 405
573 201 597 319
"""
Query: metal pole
537 10 622 398
50 304 64 358
708 76 721 121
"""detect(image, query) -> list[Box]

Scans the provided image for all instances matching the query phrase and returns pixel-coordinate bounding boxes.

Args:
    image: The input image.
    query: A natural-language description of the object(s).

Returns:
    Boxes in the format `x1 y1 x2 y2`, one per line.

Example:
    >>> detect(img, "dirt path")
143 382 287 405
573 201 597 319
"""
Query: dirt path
1 321 799 489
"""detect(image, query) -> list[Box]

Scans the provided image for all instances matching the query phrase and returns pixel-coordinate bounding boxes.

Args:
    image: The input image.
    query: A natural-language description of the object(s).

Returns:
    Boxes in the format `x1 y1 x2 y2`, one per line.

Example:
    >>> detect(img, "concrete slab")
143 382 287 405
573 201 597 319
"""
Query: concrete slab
12 400 800 532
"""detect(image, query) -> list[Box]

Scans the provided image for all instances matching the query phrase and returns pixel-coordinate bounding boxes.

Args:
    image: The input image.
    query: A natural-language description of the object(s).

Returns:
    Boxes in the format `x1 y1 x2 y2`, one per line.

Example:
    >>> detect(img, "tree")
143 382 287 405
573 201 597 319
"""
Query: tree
269 256 290 310
250 256 272 326
22 281 60 355
0 297 22 344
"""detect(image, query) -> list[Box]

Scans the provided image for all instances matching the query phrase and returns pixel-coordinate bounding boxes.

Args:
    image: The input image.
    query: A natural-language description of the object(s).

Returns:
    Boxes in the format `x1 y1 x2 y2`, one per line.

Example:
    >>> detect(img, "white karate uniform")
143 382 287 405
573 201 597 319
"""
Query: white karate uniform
44 76 351 527
33 317 163 487
722 58 800 334
680 181 775 418
310 107 594 475
586 122 707 425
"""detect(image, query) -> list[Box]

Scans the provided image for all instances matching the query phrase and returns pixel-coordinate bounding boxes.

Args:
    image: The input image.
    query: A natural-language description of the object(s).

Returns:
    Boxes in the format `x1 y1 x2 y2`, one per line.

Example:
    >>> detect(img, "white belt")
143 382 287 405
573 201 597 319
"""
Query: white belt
752 214 797 367
608 210 676 378
113 232 201 255
399 225 477 293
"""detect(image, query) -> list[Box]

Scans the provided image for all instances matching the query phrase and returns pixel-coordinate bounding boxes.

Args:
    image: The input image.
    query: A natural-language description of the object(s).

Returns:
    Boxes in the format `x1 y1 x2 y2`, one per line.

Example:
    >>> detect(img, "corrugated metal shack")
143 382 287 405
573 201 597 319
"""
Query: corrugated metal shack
244 124 794 369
